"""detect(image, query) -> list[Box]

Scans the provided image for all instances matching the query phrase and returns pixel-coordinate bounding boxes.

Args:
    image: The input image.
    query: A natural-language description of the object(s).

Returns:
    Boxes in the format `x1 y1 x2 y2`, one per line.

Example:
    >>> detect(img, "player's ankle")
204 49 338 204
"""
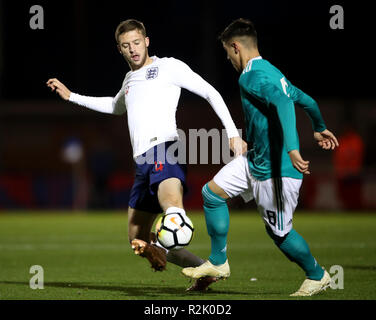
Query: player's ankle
209 256 227 266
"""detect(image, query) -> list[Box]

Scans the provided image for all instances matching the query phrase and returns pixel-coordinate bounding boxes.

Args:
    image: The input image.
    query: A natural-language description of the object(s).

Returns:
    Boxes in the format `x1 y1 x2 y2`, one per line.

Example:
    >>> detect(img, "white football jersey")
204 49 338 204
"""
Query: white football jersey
70 56 239 158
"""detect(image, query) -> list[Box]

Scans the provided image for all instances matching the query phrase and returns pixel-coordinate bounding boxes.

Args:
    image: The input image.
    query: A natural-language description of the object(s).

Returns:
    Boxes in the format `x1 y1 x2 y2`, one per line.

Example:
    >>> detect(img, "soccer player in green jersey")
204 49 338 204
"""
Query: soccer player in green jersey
183 18 339 296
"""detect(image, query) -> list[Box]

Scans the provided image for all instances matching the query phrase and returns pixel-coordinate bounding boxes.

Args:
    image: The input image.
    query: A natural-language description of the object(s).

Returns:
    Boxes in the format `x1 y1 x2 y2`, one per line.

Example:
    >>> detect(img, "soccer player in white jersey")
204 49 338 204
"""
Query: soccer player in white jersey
47 19 246 291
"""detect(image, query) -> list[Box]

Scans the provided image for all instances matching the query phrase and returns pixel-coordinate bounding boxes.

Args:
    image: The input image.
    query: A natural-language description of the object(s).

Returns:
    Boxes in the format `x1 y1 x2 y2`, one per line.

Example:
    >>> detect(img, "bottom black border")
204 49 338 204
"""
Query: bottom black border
1 300 374 318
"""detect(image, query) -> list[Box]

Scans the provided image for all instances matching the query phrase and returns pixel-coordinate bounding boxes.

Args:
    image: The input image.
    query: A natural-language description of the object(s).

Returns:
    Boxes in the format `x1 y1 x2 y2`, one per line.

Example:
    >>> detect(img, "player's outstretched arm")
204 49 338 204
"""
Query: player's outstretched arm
46 78 126 115
314 129 339 150
288 84 339 151
254 80 310 174
168 59 247 155
288 83 327 133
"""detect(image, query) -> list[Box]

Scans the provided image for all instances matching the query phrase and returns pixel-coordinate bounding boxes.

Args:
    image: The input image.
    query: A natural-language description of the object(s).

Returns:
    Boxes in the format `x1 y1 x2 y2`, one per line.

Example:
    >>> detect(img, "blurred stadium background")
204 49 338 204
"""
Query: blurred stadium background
0 0 374 213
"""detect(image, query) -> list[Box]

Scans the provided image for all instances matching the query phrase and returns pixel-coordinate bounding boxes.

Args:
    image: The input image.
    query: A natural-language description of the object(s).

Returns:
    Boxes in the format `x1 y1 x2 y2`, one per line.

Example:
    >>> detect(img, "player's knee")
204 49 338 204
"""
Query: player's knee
203 184 229 236
265 226 288 246
158 189 183 211
266 227 311 259
202 183 224 208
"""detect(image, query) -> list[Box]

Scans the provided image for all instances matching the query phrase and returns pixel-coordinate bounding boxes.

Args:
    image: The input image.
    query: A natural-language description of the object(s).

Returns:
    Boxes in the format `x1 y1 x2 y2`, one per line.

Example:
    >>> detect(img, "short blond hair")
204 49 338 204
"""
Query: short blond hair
115 19 146 43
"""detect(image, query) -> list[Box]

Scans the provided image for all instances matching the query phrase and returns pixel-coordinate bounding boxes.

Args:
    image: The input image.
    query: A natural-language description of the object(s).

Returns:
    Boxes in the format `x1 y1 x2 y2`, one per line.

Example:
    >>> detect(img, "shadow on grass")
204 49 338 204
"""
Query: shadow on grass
0 281 263 298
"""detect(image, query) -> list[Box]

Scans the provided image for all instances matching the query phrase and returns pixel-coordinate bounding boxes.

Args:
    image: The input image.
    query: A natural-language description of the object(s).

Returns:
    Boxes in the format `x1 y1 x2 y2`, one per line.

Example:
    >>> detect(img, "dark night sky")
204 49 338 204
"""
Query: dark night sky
0 0 372 101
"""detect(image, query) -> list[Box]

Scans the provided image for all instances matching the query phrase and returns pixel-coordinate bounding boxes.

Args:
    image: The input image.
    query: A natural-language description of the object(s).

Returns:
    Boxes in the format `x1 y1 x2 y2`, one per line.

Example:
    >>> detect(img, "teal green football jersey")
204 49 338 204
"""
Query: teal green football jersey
238 57 326 181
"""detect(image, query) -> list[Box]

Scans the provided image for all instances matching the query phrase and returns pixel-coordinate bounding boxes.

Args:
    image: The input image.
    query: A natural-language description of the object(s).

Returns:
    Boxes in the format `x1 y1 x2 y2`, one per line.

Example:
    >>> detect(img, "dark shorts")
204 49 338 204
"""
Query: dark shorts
128 141 187 214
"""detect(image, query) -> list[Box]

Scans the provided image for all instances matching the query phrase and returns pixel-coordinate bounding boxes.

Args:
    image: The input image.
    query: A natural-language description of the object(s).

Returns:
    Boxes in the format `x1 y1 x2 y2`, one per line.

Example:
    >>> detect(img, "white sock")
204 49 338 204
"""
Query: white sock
165 207 187 217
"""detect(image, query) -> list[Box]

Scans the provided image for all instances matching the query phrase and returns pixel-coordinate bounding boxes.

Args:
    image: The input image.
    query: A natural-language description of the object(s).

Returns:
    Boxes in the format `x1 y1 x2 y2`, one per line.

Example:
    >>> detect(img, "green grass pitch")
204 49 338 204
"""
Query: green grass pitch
0 211 375 300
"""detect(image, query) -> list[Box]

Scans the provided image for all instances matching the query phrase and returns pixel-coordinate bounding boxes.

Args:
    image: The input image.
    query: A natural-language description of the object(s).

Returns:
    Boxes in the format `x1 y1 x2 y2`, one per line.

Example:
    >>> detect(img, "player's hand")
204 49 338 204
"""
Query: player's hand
46 78 71 101
229 136 248 157
289 149 310 175
314 129 339 150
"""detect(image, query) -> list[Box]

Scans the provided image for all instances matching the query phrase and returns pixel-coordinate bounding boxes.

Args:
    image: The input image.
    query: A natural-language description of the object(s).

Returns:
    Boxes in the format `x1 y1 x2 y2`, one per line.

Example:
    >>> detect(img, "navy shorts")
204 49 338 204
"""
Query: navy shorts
128 141 187 214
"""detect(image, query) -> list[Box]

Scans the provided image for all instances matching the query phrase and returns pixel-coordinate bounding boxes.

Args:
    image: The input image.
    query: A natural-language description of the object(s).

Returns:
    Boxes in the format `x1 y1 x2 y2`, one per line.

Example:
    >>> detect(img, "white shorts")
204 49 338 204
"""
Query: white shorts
213 155 302 237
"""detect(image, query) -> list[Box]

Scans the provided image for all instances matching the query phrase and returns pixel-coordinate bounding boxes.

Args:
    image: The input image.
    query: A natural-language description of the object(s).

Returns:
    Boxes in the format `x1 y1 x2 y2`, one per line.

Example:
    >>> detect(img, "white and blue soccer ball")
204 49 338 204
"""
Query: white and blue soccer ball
155 212 194 250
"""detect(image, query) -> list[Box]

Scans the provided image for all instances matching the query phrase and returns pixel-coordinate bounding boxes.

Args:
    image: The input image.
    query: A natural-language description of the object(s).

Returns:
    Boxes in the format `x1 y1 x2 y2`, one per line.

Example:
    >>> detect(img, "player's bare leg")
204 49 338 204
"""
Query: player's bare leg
128 208 167 271
157 178 184 211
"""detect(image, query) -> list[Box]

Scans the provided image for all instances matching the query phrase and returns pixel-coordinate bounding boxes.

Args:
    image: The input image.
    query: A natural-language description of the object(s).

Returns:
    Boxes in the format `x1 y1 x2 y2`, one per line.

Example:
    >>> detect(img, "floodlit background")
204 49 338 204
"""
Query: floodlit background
0 0 374 212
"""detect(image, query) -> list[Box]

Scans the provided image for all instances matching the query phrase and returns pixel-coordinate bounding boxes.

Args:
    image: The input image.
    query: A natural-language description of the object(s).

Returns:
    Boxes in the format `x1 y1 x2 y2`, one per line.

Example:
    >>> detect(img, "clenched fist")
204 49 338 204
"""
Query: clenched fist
46 78 71 101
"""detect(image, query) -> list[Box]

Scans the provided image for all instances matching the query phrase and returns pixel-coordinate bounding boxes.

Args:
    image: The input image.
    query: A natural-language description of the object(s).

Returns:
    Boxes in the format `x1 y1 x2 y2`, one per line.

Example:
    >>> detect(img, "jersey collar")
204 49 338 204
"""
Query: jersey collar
242 56 263 74
126 56 158 77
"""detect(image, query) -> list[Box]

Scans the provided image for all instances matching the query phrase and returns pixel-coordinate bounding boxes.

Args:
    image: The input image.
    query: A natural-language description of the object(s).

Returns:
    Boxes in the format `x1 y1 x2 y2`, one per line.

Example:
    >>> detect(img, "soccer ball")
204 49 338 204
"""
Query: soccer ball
155 212 194 250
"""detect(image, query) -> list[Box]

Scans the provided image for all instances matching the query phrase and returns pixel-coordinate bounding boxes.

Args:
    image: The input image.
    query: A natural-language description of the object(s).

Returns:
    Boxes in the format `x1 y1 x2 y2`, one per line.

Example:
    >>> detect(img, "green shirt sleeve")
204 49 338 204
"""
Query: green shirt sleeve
287 81 327 132
240 73 299 152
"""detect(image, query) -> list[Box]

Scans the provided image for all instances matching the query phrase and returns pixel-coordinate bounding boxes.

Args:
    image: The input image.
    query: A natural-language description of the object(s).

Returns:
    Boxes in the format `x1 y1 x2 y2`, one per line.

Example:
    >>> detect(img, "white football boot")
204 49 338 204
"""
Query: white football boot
290 270 331 297
182 260 230 280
